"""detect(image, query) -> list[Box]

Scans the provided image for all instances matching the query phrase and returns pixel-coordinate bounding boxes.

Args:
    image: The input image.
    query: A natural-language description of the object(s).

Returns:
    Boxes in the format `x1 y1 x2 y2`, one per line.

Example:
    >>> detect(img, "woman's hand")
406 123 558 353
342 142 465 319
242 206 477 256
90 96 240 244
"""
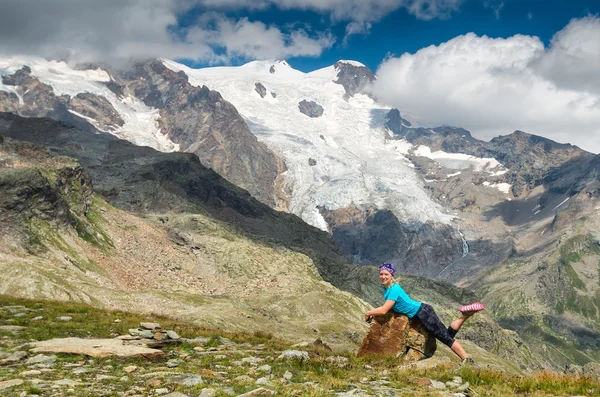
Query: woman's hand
365 313 373 322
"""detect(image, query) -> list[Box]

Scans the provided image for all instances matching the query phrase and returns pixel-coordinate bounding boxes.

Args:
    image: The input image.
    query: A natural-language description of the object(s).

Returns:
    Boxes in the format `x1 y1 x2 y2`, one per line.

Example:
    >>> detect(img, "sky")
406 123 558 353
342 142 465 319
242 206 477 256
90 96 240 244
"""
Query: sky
1 0 600 152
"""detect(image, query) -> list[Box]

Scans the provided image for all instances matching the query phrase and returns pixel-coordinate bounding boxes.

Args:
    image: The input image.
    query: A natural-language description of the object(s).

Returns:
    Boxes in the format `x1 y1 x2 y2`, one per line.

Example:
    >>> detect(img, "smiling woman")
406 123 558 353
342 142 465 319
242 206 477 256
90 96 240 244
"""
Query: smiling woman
365 262 484 364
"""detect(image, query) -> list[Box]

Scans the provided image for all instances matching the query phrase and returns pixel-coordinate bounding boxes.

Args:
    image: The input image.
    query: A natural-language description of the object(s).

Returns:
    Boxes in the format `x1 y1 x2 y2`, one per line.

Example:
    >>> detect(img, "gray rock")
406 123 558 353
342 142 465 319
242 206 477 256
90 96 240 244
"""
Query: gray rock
32 316 44 321
166 331 180 340
171 374 203 387
236 388 276 397
154 388 170 395
283 371 293 380
255 376 271 386
255 83 267 98
0 379 24 390
277 350 310 361
162 393 189 397
199 388 216 397
56 316 72 321
1 351 28 365
241 356 264 365
26 354 57 365
271 92 277 98
257 364 271 374
308 158 317 166
166 359 183 368
139 322 161 330
429 379 446 389
333 61 376 98
298 100 324 118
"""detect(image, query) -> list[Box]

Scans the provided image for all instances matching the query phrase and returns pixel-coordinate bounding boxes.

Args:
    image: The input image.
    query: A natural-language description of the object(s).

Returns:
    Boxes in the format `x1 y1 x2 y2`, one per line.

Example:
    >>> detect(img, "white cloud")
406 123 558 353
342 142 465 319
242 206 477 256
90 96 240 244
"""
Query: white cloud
0 0 334 66
200 0 463 41
372 16 600 153
201 0 463 22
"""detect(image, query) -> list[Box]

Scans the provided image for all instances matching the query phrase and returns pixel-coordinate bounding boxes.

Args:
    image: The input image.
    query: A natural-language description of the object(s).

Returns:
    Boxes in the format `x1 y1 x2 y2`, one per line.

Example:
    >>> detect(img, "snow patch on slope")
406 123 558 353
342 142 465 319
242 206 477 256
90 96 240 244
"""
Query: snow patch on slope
164 59 455 229
414 145 502 172
0 56 178 152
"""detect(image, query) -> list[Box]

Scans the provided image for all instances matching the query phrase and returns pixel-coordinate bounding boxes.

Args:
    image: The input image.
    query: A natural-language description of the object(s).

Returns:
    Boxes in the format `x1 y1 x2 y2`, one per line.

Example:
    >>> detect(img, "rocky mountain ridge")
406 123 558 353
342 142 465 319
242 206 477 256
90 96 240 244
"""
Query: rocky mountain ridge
0 113 537 369
2 56 600 369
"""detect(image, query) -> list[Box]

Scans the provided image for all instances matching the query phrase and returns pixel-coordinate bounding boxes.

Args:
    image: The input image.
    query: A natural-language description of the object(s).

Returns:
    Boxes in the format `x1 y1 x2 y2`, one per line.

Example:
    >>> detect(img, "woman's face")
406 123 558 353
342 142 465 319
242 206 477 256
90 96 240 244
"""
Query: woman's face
379 269 393 286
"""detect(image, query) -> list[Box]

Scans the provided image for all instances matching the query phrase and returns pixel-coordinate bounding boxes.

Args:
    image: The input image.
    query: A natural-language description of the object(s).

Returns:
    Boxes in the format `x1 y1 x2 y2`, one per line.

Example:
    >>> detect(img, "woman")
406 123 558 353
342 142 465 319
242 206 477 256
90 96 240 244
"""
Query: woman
365 262 483 363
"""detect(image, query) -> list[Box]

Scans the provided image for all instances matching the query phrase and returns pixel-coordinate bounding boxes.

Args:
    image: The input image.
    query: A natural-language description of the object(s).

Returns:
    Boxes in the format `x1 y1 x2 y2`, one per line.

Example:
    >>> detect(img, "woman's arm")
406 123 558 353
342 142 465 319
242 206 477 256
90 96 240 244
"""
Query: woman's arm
365 300 395 320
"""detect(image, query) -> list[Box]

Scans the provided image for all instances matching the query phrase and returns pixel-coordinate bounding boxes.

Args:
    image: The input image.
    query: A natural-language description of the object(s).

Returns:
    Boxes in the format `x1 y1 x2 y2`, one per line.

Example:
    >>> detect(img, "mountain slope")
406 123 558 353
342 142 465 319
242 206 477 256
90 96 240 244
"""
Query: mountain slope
0 113 538 368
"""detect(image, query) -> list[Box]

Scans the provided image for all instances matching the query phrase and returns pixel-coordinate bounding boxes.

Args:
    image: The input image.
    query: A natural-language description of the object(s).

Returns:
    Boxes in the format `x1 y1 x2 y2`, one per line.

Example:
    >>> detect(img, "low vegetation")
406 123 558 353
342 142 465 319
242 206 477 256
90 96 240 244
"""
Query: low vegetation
1 295 599 396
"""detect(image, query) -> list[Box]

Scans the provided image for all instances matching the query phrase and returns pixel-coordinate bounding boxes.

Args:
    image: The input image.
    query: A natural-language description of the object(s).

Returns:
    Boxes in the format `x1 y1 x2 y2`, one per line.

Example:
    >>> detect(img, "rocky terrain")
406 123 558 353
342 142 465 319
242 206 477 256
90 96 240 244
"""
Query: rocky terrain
0 114 539 372
1 298 599 397
3 55 600 372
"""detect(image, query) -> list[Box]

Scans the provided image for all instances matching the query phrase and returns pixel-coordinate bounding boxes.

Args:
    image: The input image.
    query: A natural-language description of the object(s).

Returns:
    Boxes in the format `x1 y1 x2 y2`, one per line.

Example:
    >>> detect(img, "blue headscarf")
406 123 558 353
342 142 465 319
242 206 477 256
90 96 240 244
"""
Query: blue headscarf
378 262 396 276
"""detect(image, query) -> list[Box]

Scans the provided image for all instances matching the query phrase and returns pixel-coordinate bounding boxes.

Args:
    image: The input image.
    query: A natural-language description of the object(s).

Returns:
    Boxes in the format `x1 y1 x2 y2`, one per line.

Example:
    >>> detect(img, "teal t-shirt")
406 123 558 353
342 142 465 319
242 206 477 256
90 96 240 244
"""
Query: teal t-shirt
383 283 422 318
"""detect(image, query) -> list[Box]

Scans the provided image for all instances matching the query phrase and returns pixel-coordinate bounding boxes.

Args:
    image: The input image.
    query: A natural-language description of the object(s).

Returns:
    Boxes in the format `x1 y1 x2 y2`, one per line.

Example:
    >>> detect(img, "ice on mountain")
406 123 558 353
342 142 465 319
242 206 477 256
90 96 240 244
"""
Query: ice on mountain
0 56 179 153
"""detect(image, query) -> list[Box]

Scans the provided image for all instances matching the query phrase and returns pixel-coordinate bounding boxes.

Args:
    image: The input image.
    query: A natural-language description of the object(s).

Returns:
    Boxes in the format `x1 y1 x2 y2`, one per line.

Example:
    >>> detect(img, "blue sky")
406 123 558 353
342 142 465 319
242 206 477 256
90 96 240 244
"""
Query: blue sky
2 0 600 151
179 0 600 73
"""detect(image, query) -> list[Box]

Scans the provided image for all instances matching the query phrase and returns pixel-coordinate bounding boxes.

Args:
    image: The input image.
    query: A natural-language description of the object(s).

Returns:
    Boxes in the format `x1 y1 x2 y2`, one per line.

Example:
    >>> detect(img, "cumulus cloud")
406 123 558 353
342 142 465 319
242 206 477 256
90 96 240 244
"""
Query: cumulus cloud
372 16 600 153
200 0 463 41
0 0 334 66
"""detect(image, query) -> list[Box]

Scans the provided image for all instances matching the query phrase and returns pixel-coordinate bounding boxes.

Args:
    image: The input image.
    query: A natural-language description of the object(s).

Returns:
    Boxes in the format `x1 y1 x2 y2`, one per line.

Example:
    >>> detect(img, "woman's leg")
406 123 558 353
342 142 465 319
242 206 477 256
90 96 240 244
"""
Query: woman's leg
415 304 468 359
448 313 473 337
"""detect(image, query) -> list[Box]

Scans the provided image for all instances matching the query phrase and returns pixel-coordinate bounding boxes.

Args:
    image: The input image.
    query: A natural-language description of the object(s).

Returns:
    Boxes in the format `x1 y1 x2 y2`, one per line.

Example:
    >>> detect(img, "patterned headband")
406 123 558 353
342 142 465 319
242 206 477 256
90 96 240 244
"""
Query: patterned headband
379 262 396 276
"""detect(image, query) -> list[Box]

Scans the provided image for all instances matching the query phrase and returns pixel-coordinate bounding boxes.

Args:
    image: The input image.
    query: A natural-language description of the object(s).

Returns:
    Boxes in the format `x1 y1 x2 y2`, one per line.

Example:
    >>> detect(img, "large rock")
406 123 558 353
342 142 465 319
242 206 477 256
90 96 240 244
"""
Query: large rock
357 311 436 361
298 100 324 118
29 338 167 360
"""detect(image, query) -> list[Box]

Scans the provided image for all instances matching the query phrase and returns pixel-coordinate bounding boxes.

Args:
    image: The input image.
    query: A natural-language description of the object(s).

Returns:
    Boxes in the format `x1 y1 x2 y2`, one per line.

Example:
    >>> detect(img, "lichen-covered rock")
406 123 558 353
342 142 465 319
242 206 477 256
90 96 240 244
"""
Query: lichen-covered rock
357 311 436 361
298 100 323 118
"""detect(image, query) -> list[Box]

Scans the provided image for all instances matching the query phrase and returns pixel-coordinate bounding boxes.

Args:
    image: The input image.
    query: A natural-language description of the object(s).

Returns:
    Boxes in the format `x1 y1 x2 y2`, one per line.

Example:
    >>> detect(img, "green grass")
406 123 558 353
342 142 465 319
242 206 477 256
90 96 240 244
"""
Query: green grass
1 295 599 397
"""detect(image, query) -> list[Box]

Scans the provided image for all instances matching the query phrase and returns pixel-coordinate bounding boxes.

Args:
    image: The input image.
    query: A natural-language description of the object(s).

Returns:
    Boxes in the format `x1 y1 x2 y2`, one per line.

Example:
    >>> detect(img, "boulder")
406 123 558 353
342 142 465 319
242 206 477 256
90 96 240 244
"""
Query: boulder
29 338 166 360
298 100 324 118
255 83 267 98
356 311 436 361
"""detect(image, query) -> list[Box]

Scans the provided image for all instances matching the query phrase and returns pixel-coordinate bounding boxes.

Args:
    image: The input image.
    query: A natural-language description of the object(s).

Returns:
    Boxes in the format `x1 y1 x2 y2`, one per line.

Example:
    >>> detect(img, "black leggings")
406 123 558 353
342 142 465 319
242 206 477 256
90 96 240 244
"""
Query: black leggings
413 303 458 347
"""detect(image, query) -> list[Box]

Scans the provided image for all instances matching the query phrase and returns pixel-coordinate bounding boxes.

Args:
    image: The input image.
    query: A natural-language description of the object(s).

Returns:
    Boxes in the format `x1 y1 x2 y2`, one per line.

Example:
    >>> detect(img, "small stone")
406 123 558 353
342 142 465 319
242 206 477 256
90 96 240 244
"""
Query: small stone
120 376 129 382
140 322 161 330
154 388 169 395
72 368 90 375
117 335 137 340
13 312 26 317
114 319 121 323
124 365 138 373
199 388 216 397
277 350 309 361
154 332 164 341
32 316 44 321
256 376 270 386
234 375 255 383
236 388 276 397
193 346 204 352
166 359 182 368
162 393 189 397
146 379 162 387
26 354 57 365
54 379 80 386
429 379 446 389
96 374 117 381
241 356 264 365
20 370 42 376
171 374 203 387
57 316 72 321
1 351 28 365
166 331 180 340
283 371 293 381
0 379 24 390
257 365 271 374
